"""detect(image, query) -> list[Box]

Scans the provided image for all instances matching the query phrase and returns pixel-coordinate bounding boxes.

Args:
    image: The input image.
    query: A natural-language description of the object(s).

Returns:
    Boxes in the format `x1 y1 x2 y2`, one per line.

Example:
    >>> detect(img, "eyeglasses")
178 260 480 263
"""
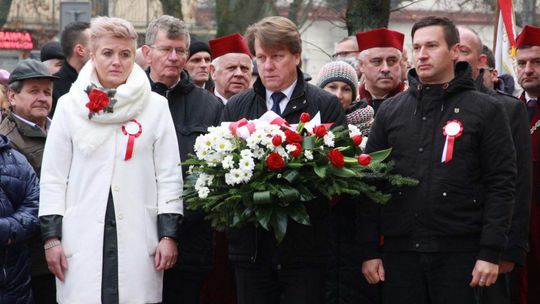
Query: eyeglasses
331 51 359 60
150 45 188 56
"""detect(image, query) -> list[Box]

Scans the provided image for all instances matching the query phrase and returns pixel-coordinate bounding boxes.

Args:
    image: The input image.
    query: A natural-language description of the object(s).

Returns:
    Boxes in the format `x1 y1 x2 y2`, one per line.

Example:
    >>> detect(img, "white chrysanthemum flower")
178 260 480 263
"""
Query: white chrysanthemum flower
187 165 194 175
252 147 266 159
195 147 211 161
239 156 255 172
304 150 314 160
240 149 254 159
214 138 233 153
225 168 244 185
240 170 253 182
275 146 289 158
198 186 210 199
348 124 362 137
285 144 297 154
323 132 335 147
222 155 235 169
206 174 214 186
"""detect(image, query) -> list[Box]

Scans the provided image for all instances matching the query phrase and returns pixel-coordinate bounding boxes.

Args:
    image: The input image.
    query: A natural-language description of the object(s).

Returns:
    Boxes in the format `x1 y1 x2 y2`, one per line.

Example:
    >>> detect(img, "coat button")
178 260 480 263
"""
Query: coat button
418 147 424 152
415 243 420 248
113 186 120 192
277 264 282 270
442 192 447 197
422 116 427 121
117 214 124 220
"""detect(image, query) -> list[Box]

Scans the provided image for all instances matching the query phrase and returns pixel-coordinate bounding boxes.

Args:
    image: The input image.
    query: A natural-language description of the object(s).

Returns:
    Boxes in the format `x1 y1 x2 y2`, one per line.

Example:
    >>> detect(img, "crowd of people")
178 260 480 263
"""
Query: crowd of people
0 12 539 304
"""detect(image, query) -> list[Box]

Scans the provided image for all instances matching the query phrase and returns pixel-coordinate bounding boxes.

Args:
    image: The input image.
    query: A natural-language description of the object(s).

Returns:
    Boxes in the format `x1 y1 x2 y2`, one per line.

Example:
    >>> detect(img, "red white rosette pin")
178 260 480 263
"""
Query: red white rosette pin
121 119 142 161
441 120 463 163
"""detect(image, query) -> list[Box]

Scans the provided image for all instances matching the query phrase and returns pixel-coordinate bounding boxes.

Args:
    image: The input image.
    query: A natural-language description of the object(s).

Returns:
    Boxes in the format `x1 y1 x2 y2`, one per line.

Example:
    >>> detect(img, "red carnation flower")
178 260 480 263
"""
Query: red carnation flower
352 135 363 146
358 154 372 166
284 130 302 144
86 88 110 114
328 148 345 168
272 134 283 146
300 112 311 123
313 125 328 138
289 143 302 157
266 152 285 171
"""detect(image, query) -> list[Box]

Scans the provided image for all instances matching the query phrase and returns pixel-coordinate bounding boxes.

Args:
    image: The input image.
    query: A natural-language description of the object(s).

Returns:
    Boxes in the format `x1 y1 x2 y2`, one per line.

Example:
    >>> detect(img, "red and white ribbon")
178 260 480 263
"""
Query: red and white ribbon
121 119 142 161
229 118 256 139
441 120 463 163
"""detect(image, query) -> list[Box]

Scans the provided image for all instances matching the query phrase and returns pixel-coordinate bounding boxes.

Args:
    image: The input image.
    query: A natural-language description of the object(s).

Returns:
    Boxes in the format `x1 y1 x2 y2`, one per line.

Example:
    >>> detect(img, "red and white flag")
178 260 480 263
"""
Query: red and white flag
494 0 519 94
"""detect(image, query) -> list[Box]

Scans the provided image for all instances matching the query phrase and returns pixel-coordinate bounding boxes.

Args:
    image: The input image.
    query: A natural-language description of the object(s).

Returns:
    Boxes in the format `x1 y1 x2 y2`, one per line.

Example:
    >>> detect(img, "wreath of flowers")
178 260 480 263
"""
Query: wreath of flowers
182 112 417 242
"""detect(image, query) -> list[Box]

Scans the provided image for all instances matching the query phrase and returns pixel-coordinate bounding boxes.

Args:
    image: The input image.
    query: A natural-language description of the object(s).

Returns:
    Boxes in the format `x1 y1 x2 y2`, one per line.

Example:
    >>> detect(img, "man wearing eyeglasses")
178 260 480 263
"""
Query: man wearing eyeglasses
142 15 223 304
333 36 361 77
356 28 405 114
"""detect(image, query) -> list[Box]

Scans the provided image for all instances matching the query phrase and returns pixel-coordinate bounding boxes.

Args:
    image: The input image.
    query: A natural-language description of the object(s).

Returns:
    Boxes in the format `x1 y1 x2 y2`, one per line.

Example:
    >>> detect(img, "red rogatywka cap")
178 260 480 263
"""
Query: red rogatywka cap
209 33 253 59
516 25 540 48
355 28 405 52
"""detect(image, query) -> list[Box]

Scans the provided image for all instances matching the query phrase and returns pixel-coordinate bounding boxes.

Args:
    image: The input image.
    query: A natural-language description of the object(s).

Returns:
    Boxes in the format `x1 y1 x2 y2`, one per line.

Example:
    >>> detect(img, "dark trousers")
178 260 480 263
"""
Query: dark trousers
382 251 478 304
162 268 209 304
234 263 326 304
31 274 56 304
478 270 519 304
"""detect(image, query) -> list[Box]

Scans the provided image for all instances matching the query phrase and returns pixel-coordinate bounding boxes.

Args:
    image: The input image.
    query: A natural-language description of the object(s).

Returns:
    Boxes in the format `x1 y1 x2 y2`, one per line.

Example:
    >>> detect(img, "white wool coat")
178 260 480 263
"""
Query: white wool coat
39 62 183 304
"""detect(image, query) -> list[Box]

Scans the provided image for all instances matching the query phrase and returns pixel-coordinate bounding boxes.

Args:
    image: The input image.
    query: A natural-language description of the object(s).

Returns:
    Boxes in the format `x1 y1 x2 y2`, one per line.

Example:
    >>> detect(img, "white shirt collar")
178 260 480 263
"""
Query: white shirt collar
12 112 50 133
265 79 298 114
215 90 228 105
525 91 538 101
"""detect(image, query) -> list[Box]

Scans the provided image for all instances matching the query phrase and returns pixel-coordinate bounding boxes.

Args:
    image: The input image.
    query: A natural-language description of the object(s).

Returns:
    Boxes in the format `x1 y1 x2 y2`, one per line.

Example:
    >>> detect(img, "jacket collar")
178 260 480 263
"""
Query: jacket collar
58 59 78 78
359 82 404 103
146 69 195 95
407 61 476 97
9 113 48 138
253 66 306 102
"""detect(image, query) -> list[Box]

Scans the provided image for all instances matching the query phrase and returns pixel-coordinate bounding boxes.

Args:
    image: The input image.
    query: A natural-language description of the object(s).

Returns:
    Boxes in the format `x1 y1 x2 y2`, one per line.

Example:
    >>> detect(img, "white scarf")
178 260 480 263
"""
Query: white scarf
67 61 150 155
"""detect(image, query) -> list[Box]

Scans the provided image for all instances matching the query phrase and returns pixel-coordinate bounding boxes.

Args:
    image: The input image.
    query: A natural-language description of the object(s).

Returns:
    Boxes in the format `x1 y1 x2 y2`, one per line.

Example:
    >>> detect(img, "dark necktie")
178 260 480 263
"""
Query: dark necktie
527 99 538 108
271 92 286 116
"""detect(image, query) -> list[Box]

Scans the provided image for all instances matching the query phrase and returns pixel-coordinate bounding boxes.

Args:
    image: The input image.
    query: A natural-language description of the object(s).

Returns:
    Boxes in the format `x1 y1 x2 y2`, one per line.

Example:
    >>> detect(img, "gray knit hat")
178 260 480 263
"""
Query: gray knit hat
316 61 358 101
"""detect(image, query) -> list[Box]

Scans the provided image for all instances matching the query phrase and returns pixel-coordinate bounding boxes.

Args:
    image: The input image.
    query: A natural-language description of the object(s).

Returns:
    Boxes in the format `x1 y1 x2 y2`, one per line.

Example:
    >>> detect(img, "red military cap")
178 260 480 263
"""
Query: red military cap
355 28 404 52
516 25 540 48
209 33 252 59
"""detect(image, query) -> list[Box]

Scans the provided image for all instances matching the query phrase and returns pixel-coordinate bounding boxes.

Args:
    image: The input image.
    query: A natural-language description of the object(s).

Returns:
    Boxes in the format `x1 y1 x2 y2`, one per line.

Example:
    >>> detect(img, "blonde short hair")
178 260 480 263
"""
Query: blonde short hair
245 16 301 55
90 16 138 52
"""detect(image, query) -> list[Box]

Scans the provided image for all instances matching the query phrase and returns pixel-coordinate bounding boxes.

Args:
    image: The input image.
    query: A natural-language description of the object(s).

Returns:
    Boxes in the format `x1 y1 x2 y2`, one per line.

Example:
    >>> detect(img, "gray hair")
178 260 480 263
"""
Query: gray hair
8 81 23 93
359 48 402 62
211 54 253 72
145 15 190 48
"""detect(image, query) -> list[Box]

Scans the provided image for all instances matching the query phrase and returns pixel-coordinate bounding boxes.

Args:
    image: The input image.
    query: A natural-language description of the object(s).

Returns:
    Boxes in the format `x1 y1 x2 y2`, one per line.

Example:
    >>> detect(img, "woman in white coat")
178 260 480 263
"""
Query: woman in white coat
39 16 183 304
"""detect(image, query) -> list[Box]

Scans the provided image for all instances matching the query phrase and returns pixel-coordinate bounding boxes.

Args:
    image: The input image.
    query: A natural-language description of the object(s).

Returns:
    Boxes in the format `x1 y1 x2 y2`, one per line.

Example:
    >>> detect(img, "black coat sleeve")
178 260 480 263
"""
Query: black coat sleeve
477 98 517 263
357 103 391 261
502 98 532 265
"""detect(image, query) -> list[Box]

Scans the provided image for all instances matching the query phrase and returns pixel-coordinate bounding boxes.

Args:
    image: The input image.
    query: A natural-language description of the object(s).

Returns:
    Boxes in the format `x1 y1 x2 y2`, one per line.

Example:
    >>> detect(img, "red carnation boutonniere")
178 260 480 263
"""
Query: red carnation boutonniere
85 84 118 119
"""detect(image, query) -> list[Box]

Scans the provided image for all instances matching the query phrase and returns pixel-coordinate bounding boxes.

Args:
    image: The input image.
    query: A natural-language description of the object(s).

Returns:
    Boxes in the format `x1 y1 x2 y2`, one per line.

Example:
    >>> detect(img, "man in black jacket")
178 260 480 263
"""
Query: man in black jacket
142 15 223 304
222 16 344 304
361 17 517 303
50 21 90 117
457 26 531 304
